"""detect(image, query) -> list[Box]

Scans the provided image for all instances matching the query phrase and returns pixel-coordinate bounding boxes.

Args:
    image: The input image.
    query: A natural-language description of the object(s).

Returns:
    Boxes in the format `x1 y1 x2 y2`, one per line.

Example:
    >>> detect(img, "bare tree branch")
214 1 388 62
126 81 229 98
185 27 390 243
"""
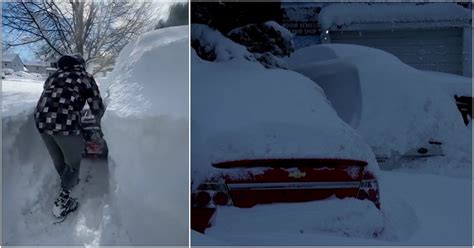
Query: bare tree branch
2 1 153 74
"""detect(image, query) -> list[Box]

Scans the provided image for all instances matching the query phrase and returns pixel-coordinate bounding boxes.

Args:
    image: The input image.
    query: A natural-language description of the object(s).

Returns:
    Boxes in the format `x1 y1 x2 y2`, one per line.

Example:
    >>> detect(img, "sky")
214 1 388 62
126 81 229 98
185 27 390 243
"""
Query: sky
2 1 176 62
7 46 36 62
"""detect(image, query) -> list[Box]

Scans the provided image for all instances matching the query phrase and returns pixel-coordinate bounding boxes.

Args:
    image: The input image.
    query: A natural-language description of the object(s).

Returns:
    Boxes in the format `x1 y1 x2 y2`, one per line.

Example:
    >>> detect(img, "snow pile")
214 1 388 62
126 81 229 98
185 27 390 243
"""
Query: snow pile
104 26 188 119
191 24 255 62
319 3 471 30
192 49 378 185
13 71 45 80
198 170 471 246
2 80 44 116
2 71 46 81
288 44 471 176
101 25 189 245
207 199 385 243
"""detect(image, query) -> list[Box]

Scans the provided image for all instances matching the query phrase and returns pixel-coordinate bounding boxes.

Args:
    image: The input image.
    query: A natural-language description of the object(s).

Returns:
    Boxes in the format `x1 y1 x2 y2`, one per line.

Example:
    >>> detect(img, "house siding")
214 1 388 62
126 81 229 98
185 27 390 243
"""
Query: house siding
3 56 24 72
328 27 467 76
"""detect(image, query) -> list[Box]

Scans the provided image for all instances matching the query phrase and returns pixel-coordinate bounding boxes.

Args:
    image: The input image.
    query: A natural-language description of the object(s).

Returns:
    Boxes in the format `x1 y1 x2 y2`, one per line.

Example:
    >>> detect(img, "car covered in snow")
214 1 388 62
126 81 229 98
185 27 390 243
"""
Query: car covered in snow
288 44 472 171
192 158 380 233
191 50 381 233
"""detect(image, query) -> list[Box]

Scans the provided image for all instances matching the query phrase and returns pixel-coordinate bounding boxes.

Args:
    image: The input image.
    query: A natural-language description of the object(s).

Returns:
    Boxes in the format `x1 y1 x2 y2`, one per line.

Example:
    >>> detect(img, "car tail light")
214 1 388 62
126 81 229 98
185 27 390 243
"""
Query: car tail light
194 191 211 207
192 183 233 208
357 173 380 209
212 191 229 206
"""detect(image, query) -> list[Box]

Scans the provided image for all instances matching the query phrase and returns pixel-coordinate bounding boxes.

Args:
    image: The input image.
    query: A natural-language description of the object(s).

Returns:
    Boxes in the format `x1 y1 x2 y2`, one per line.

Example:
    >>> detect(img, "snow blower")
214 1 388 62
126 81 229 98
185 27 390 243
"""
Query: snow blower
81 109 108 159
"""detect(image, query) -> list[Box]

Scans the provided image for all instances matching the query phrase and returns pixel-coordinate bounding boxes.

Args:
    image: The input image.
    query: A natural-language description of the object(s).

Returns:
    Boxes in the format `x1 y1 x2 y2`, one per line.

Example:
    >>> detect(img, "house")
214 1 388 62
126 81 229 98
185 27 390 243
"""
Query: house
283 3 472 77
25 60 58 76
24 61 48 74
2 53 25 72
46 67 57 76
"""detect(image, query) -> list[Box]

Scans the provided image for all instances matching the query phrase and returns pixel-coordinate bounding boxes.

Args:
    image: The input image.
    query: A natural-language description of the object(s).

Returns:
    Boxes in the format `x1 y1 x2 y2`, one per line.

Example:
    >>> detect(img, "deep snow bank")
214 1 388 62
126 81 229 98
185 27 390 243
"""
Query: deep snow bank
191 49 378 185
101 25 189 245
288 44 472 176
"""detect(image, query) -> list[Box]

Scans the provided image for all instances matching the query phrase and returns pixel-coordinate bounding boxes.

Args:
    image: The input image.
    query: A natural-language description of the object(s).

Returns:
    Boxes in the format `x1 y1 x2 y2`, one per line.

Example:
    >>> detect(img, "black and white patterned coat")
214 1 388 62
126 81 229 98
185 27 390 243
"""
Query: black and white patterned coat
34 64 105 135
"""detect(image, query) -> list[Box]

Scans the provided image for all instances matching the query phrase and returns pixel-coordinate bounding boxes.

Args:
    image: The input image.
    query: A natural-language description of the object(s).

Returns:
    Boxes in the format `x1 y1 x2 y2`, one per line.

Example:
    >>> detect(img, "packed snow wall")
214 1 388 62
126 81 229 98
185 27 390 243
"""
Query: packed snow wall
3 110 54 244
101 25 189 246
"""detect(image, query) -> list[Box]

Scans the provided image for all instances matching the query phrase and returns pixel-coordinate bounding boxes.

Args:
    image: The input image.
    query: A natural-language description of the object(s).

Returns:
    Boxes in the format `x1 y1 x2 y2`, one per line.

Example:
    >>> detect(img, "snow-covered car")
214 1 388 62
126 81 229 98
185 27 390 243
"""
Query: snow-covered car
191 50 381 233
192 158 380 233
288 44 472 171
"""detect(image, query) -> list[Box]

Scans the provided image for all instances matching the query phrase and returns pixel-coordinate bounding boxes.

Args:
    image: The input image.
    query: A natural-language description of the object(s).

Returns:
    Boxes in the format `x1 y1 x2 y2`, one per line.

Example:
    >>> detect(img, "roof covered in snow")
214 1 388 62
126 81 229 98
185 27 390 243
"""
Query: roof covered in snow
24 61 47 67
319 3 471 30
2 53 21 62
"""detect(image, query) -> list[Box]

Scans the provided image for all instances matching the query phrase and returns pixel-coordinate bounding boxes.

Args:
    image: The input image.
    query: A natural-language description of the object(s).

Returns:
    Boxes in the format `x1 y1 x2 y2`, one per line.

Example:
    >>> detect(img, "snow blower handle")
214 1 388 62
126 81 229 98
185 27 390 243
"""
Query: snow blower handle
81 109 97 124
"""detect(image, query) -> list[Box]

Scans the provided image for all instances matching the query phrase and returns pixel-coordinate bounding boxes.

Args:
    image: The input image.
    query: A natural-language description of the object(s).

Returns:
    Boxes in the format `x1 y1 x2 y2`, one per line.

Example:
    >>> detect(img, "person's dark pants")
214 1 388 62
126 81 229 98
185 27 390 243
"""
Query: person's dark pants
40 133 84 191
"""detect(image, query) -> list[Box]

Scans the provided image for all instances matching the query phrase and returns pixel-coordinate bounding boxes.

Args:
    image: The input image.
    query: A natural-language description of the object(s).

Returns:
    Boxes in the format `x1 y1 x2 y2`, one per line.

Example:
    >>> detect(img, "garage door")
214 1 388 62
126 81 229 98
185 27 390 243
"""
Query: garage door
329 28 463 75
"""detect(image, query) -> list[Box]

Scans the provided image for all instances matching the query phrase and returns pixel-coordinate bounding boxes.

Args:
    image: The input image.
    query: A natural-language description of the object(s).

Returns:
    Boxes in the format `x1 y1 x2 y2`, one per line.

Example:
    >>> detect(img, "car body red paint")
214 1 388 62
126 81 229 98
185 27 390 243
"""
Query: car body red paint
191 158 380 233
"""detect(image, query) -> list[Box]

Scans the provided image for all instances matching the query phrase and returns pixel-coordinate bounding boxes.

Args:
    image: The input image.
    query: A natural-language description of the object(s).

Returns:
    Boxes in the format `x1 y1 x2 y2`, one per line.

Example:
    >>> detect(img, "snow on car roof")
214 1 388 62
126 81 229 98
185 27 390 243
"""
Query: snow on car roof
319 3 471 30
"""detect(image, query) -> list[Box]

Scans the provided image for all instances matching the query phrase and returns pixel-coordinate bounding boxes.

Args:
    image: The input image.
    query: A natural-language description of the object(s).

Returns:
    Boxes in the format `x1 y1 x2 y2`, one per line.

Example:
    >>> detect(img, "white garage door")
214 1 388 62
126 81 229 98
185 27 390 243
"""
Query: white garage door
329 28 463 75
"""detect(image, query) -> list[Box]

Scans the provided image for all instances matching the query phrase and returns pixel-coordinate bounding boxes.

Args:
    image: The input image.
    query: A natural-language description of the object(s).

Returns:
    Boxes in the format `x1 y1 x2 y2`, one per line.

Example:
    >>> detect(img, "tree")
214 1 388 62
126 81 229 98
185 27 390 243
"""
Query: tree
155 2 189 29
3 1 153 75
191 1 283 34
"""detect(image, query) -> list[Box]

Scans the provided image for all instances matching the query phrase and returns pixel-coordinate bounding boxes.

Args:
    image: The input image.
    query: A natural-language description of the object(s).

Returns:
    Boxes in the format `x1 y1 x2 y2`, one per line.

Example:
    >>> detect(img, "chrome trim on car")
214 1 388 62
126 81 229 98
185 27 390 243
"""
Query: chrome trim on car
227 181 361 190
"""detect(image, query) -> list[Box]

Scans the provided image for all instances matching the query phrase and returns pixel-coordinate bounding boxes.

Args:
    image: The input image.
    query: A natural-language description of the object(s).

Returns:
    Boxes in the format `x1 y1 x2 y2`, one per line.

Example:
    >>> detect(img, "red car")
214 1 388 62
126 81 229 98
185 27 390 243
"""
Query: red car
192 158 380 233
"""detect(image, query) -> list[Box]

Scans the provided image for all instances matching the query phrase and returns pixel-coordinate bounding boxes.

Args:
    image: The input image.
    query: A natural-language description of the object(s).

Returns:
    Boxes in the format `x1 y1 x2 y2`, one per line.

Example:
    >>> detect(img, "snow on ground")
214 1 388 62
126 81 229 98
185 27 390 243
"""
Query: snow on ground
192 39 471 246
2 26 189 246
288 44 472 177
192 48 378 185
194 171 471 246
319 3 471 30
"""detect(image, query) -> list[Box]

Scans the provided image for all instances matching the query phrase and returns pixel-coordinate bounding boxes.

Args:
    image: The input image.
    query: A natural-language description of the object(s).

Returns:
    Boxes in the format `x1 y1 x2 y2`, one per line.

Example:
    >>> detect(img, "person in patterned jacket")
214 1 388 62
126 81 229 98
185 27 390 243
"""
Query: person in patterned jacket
34 54 105 218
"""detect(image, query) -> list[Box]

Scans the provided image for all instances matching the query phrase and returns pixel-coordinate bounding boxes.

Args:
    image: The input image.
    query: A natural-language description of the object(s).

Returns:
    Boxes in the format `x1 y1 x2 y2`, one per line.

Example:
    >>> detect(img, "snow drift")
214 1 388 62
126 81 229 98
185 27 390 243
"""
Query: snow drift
288 44 472 176
101 25 189 246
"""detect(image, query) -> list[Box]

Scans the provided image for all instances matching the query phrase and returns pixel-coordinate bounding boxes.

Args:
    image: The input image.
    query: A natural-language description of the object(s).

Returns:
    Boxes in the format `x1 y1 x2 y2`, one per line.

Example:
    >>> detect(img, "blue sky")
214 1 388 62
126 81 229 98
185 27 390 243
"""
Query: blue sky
3 0 177 61
3 1 174 63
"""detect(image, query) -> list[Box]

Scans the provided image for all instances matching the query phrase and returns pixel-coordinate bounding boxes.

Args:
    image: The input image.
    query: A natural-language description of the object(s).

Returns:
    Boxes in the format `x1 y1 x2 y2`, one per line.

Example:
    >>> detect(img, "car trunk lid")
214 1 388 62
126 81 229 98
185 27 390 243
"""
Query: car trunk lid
212 158 367 207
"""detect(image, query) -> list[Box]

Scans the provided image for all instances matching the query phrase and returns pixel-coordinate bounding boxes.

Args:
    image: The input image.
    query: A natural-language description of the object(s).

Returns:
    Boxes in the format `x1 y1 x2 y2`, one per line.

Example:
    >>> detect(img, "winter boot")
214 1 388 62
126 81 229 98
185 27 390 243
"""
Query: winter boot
52 189 78 218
